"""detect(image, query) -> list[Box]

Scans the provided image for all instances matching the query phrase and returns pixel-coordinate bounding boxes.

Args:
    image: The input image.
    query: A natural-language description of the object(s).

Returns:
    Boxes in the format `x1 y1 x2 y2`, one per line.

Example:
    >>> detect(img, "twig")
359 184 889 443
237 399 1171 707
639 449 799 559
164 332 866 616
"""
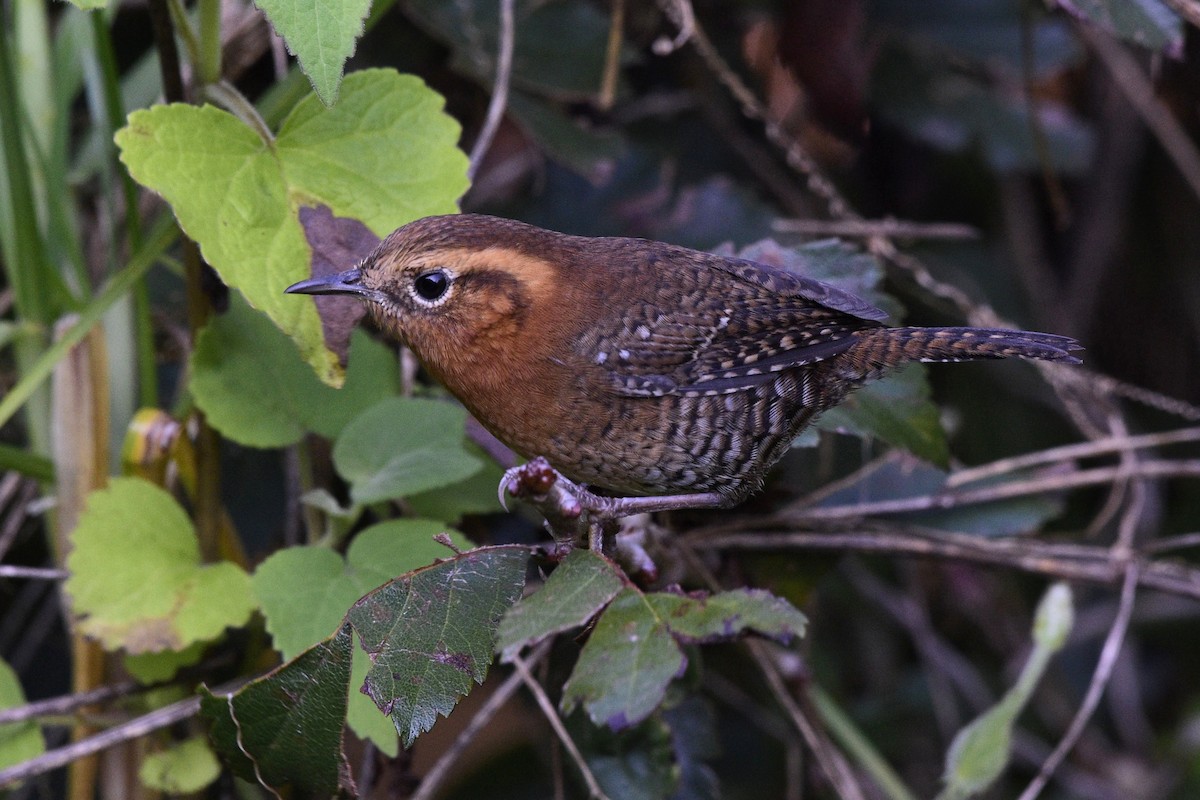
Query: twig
0 565 67 580
1076 21 1200 203
783 460 1200 522
685 526 1200 601
0 681 141 726
772 218 980 241
412 642 551 800
0 695 201 787
468 0 515 180
510 652 610 800
945 427 1200 488
1016 564 1140 800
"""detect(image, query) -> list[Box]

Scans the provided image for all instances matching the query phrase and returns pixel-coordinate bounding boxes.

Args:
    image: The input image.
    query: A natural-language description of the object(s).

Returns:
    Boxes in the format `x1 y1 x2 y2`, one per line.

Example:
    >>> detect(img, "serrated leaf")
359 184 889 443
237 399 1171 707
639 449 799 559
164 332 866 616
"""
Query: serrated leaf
64 478 256 653
347 545 528 746
497 549 624 661
139 737 220 794
565 586 808 731
201 625 356 797
333 397 482 503
561 589 684 731
256 0 372 105
253 519 472 754
116 70 468 384
817 363 949 467
0 659 44 770
644 589 807 645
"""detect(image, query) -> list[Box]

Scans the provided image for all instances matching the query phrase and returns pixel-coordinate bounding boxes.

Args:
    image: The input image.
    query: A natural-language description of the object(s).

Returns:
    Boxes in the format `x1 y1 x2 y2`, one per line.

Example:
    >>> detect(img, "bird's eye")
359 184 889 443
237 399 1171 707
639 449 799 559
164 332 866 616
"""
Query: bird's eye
412 269 452 304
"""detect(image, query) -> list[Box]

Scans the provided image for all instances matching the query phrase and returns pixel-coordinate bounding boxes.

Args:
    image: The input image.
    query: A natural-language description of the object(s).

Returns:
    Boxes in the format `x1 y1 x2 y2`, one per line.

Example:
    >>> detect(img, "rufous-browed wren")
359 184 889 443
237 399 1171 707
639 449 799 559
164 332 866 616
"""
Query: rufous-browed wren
287 214 1081 516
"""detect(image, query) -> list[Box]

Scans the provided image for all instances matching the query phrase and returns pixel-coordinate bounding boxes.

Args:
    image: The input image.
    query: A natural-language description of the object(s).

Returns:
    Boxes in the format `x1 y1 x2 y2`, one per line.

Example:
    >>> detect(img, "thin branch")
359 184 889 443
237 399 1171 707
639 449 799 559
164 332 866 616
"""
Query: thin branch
0 681 141 726
1016 564 1140 800
685 526 1200 601
772 218 980 241
0 565 67 580
468 0 515 180
510 652 610 800
0 696 201 787
779 460 1200 522
946 427 1200 488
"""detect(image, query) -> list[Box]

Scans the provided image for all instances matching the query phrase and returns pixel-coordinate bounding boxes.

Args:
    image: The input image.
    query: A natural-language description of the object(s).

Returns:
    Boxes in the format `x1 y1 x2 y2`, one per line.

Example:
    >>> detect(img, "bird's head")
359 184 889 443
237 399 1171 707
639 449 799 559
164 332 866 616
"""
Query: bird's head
286 214 572 383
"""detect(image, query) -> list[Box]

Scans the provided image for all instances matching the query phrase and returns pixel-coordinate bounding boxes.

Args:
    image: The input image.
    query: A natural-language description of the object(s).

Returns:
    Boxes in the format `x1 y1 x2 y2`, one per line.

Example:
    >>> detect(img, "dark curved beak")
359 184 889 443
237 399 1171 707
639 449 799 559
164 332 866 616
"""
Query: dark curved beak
285 268 374 298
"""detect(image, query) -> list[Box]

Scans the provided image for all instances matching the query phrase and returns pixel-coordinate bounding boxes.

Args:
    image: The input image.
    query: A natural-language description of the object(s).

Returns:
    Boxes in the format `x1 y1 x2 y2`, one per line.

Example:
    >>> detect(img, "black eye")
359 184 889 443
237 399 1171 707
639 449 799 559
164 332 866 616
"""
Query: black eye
413 269 450 303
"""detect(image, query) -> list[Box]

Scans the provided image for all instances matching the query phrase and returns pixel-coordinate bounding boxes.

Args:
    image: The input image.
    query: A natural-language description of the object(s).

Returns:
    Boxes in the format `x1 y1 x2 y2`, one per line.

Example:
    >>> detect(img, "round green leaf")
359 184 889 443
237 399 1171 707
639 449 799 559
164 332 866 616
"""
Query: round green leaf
64 478 257 654
333 397 483 503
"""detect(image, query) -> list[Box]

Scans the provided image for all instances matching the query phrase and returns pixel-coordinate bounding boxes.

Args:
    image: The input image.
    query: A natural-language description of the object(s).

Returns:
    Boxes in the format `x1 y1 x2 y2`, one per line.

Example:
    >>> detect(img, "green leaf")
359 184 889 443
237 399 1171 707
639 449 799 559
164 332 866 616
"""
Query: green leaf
0 658 44 770
139 737 220 794
561 589 683 731
254 519 474 656
644 588 807 645
190 292 324 447
497 549 624 661
201 625 356 797
65 478 256 654
253 519 472 754
333 397 483 504
124 641 208 683
192 295 401 447
347 545 529 746
817 364 949 467
939 583 1074 800
116 70 468 384
307 330 401 440
407 446 507 522
564 586 808 731
255 0 372 105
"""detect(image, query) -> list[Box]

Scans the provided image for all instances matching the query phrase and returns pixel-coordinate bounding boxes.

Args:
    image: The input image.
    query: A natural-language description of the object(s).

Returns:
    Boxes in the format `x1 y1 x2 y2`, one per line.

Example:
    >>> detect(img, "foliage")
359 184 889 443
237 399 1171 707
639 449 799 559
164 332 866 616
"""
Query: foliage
2 0 1200 798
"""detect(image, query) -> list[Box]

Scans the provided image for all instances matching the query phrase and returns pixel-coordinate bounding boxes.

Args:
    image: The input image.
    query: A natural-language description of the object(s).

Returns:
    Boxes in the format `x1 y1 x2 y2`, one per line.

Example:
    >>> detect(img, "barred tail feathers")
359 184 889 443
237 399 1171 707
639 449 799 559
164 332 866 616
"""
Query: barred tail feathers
850 326 1083 371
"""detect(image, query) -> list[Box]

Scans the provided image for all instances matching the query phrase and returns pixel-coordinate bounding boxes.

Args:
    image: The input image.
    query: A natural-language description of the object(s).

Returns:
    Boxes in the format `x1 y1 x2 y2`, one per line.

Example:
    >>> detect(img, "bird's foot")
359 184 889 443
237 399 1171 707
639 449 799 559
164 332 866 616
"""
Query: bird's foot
498 457 727 558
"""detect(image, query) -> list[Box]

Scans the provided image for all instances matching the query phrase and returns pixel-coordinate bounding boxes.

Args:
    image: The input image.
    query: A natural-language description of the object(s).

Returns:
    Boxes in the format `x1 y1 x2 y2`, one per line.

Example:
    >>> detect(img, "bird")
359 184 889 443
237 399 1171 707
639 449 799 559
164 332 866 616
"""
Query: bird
286 214 1082 518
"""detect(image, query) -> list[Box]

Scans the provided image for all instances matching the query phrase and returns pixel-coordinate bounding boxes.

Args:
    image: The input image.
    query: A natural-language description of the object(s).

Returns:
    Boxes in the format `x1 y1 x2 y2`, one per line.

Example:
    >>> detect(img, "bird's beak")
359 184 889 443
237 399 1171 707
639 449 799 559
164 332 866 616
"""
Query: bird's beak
285 268 376 299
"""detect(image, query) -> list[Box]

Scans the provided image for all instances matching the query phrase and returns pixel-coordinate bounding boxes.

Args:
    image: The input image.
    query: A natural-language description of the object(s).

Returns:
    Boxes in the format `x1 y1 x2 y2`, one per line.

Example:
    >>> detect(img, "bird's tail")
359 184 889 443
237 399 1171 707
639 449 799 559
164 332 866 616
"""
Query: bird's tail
851 326 1083 370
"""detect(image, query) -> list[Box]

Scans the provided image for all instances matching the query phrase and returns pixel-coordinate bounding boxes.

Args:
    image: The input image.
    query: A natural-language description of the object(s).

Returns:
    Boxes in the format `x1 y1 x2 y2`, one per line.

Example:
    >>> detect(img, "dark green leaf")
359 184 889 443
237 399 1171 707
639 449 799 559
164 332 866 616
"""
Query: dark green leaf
817 364 949 467
561 590 683 731
497 549 624 661
200 625 356 797
644 589 807 645
348 545 528 746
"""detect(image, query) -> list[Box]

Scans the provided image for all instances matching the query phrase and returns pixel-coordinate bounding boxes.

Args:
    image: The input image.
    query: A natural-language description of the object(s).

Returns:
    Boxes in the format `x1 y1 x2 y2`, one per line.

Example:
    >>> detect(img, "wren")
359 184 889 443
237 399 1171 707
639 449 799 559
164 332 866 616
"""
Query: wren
287 214 1081 517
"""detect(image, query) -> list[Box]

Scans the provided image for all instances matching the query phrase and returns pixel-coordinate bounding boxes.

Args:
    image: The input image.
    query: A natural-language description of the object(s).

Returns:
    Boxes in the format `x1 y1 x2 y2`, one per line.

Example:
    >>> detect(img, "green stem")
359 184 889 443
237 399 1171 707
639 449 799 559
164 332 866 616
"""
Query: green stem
810 685 920 800
196 0 221 85
0 443 55 483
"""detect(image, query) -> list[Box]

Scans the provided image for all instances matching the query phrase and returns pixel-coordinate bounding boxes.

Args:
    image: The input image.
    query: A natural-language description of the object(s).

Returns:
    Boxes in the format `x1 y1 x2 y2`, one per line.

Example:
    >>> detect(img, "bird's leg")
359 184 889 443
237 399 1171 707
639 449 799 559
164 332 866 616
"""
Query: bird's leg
499 457 727 553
